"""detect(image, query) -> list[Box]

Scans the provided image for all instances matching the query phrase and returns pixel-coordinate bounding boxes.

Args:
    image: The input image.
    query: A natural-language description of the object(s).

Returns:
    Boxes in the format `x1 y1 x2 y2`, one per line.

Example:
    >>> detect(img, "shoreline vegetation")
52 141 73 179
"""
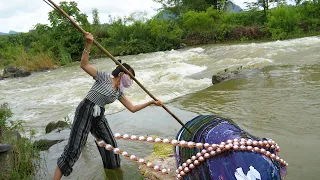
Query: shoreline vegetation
0 1 320 73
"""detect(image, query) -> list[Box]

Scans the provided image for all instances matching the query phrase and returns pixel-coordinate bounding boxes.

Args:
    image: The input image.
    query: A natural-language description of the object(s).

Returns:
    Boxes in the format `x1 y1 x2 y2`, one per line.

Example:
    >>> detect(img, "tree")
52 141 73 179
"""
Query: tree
92 8 100 26
245 0 286 21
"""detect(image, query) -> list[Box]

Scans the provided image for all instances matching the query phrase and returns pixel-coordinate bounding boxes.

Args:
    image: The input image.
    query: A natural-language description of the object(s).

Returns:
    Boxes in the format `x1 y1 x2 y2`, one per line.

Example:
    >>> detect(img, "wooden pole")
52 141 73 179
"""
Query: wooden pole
44 0 192 134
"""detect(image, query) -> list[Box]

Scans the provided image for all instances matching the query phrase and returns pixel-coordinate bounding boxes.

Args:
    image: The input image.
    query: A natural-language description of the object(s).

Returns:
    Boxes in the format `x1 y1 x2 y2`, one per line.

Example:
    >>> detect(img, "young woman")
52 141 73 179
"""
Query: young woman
53 32 162 179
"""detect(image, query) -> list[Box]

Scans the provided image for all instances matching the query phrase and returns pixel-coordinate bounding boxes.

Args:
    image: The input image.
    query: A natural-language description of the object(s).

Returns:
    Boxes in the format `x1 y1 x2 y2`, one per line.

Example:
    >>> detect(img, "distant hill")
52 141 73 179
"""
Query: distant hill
0 30 20 36
225 1 243 13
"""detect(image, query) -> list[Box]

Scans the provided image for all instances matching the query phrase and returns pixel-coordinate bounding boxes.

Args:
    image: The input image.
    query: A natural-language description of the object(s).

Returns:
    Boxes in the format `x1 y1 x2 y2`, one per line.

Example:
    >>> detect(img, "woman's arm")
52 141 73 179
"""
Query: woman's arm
119 97 162 113
80 32 98 78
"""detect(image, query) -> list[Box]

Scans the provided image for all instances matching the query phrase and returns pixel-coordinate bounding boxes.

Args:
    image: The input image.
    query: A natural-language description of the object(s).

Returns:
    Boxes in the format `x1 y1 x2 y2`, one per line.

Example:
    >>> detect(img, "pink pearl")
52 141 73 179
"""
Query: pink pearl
270 154 276 159
114 133 121 139
260 148 266 153
254 147 260 152
162 138 169 143
268 140 273 144
207 147 213 151
130 155 137 161
210 151 216 156
177 174 182 179
246 140 252 146
240 146 246 151
204 143 210 148
252 141 258 146
186 159 192 165
247 146 253 151
201 149 207 154
227 140 233 144
191 156 196 160
178 166 183 171
147 162 153 168
196 152 202 157
184 167 190 173
216 148 222 153
97 141 106 147
263 140 268 145
161 169 168 174
196 143 203 149
176 169 180 174
180 140 187 147
188 142 195 148
105 144 113 150
138 159 145 164
138 136 145 141
271 145 275 149
258 141 263 146
113 148 120 154
189 163 195 169
219 144 225 149
276 156 280 161
225 145 231 150
204 153 210 159
233 138 239 142
220 142 226 145
146 137 153 142
171 140 178 146
266 151 271 157
194 160 200 166
154 165 160 171
233 142 239 146
211 144 217 149
280 159 284 163
266 144 270 148
180 171 185 176
198 156 205 162
122 151 129 157
123 134 129 140
233 145 239 150
182 163 187 167
155 138 162 143
130 135 137 140
240 141 246 146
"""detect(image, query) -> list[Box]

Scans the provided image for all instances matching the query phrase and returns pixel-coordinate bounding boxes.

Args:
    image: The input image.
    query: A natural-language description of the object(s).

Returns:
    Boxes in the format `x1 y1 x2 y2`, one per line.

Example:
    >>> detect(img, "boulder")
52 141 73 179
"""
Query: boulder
2 66 31 78
45 121 69 134
212 67 260 84
33 139 63 151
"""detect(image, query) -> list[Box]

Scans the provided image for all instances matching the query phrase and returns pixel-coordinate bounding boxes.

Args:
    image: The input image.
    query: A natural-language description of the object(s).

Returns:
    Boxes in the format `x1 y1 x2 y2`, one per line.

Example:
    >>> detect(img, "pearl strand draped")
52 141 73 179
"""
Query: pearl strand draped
99 133 288 180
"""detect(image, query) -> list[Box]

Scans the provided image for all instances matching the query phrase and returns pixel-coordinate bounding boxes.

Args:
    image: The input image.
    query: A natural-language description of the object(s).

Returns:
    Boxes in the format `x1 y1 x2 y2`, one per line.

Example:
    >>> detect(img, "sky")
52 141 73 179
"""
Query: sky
0 0 251 33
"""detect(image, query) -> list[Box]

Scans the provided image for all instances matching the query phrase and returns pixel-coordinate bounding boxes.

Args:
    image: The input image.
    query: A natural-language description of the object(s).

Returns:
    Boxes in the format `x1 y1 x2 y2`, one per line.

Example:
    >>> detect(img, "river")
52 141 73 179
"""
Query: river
0 36 319 180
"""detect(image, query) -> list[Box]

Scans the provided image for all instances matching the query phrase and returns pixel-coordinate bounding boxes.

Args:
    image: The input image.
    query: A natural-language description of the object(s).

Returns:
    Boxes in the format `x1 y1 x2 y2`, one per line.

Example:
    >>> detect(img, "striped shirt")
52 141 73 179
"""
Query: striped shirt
85 70 124 107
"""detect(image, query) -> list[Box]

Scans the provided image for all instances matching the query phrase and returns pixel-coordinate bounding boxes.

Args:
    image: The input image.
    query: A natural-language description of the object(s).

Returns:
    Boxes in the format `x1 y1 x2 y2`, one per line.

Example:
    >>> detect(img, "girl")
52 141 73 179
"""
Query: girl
53 32 162 179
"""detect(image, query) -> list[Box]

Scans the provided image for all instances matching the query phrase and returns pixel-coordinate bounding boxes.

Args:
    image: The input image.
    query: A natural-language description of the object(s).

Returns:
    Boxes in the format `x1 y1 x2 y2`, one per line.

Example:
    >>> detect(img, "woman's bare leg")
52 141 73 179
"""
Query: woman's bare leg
53 166 63 180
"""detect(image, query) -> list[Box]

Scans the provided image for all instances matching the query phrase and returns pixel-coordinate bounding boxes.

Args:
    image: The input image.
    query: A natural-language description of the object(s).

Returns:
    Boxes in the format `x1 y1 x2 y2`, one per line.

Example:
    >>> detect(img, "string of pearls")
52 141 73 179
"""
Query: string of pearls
99 133 288 180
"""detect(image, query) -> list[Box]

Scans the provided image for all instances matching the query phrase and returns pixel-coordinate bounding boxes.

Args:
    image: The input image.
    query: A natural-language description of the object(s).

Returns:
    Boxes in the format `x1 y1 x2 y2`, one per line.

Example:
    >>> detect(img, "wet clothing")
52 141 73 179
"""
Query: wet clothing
57 71 123 176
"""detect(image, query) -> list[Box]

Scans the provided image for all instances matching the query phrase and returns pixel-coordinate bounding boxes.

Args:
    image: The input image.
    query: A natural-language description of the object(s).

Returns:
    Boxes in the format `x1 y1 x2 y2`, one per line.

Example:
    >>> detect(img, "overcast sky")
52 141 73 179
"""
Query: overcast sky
0 0 251 33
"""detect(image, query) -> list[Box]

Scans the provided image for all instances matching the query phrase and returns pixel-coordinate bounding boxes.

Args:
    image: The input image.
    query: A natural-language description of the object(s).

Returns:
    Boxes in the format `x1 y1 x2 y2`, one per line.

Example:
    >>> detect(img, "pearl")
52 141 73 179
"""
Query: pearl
240 138 246 142
146 137 153 142
263 140 268 145
204 153 210 159
247 146 253 151
180 140 187 147
198 156 205 162
207 147 213 151
138 159 145 164
163 138 170 143
210 151 216 156
191 156 196 160
147 162 153 168
178 166 183 171
105 144 113 151
201 149 207 154
271 145 275 149
260 148 266 153
211 144 217 149
188 142 195 148
233 138 239 142
186 159 192 165
233 142 239 146
246 140 252 146
204 143 210 148
182 163 187 167
233 145 239 151
196 153 202 157
161 169 168 174
130 155 137 161
252 141 258 146
266 144 270 148
220 142 226 145
114 133 121 139
130 135 137 140
113 148 120 154
270 154 276 159
155 138 162 143
123 134 129 140
138 136 145 141
225 145 231 150
97 141 106 147
240 146 246 151
266 151 271 157
227 140 233 144
194 160 200 166
196 143 203 149
276 156 280 161
180 171 185 176
240 141 246 146
176 169 180 174
219 144 225 149
189 163 195 169
177 174 182 179
122 151 129 157
258 141 263 146
171 140 178 146
154 165 160 171
183 167 190 173
254 147 260 152
216 148 222 153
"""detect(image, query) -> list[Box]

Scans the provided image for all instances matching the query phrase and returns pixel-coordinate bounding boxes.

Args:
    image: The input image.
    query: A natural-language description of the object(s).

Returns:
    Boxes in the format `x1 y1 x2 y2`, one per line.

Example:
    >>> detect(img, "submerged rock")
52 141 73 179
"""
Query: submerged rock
1 66 31 78
212 66 260 84
45 120 69 134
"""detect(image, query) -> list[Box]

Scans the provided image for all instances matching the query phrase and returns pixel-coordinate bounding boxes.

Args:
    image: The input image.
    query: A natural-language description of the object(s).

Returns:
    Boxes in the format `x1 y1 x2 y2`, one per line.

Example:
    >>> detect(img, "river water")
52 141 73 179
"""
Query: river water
0 36 319 180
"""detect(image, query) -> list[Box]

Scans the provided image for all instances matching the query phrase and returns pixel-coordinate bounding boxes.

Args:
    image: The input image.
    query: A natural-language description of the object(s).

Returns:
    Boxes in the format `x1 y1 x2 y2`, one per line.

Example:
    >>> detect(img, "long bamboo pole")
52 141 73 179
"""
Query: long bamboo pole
44 0 192 134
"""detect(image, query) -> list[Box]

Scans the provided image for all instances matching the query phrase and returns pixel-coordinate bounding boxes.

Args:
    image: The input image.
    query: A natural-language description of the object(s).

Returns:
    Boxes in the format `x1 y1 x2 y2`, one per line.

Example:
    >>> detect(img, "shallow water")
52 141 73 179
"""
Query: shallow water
1 36 319 179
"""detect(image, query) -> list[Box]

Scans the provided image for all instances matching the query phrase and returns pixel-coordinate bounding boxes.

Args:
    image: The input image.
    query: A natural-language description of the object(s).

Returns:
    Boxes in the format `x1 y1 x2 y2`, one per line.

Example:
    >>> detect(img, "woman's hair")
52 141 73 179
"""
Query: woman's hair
111 59 135 77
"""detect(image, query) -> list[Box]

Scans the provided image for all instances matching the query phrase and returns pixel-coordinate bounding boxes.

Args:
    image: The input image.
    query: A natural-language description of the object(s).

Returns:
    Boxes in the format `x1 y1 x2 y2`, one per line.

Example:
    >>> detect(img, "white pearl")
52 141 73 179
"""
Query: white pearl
97 141 106 147
154 165 160 171
180 140 187 147
113 148 120 154
189 163 195 169
201 149 207 154
186 159 192 165
178 166 183 171
163 139 170 143
207 147 213 151
194 160 199 165
123 134 129 140
146 137 153 142
204 143 210 148
122 151 129 157
210 151 216 156
147 162 153 168
155 138 162 143
204 153 210 159
138 136 145 141
211 144 217 149
191 156 196 160
180 171 185 176
196 152 202 157
114 133 121 139
196 143 203 149
182 163 187 167
105 144 113 150
130 135 137 140
233 138 239 142
184 167 190 173
171 140 178 146
161 169 168 174
188 142 195 148
130 155 137 160
198 156 204 162
138 159 145 164
176 169 180 174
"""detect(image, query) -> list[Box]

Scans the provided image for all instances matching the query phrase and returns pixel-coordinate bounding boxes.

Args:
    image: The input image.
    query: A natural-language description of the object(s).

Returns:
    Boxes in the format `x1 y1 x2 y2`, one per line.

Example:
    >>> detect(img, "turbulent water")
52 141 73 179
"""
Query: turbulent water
0 36 319 180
